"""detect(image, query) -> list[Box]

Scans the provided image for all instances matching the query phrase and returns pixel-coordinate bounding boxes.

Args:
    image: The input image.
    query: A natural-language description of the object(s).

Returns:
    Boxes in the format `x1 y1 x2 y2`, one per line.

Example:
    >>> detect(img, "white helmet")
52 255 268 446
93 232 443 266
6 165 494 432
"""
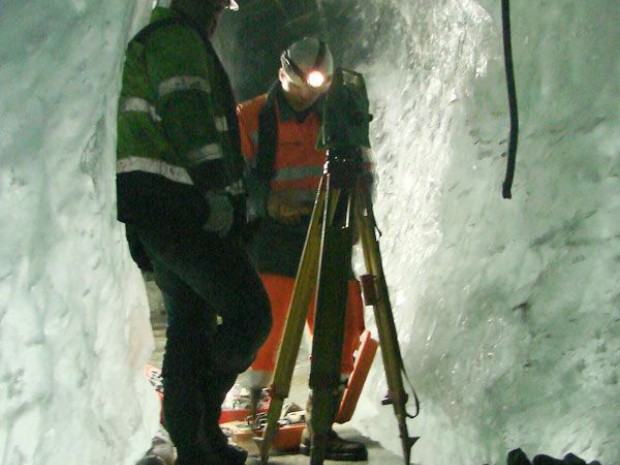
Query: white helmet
206 0 238 10
281 37 334 89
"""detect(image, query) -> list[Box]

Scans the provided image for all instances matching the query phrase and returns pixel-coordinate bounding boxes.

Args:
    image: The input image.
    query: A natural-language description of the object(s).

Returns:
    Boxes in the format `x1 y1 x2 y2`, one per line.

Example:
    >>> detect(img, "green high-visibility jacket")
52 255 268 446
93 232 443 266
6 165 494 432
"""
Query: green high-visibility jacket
116 7 245 232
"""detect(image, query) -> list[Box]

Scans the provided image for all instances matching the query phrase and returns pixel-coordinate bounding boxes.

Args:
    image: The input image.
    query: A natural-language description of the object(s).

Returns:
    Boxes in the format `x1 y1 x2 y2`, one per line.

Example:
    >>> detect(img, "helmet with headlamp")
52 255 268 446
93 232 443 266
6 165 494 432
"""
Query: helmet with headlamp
212 0 238 9
281 37 334 90
203 0 238 11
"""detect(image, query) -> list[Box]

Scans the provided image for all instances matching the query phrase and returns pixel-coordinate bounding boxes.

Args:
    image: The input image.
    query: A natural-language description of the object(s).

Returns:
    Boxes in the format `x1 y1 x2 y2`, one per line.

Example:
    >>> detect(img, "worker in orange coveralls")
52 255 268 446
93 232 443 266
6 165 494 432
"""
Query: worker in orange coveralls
236 37 373 461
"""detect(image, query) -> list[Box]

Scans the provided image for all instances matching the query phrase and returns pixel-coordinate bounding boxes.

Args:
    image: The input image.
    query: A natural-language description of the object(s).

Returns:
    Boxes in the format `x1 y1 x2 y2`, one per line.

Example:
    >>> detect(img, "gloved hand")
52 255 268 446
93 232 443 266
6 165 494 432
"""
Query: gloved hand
267 190 313 225
203 191 234 238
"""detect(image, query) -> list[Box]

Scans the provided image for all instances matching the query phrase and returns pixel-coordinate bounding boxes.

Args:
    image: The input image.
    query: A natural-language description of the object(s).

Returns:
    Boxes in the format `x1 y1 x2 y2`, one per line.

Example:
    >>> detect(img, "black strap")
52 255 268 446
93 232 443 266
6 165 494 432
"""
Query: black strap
501 0 519 199
312 39 327 70
254 83 280 181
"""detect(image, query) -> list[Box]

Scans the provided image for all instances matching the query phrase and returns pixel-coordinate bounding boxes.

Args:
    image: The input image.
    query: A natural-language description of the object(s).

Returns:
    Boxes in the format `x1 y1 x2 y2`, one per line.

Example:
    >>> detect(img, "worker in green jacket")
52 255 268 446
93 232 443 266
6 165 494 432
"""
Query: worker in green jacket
116 1 271 464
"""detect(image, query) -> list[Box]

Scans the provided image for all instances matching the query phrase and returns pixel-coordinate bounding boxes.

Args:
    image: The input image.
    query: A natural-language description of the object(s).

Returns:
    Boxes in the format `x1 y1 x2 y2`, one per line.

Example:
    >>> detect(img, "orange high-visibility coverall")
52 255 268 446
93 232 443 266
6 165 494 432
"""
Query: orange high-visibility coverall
237 85 367 384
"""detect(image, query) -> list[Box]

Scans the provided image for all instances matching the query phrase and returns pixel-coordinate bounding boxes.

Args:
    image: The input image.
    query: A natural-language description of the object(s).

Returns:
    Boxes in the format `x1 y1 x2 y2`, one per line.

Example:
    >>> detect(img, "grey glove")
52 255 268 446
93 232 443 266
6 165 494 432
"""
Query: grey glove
203 191 234 238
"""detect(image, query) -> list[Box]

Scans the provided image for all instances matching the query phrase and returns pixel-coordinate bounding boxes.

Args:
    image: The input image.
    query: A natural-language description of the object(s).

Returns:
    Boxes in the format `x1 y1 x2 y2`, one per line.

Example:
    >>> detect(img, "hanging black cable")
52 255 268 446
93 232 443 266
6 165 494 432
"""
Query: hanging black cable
501 0 519 199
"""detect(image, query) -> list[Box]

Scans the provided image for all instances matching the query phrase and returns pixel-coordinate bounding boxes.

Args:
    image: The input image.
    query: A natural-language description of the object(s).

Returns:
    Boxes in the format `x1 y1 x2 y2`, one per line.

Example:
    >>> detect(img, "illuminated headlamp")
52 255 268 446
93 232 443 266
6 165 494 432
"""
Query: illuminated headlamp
226 0 239 10
281 39 330 89
306 70 327 88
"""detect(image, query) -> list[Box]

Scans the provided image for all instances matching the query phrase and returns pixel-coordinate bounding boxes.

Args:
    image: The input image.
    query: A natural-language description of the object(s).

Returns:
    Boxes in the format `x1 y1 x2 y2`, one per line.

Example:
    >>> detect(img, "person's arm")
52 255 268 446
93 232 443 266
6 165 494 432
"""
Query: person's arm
237 98 269 220
236 101 259 162
146 24 231 193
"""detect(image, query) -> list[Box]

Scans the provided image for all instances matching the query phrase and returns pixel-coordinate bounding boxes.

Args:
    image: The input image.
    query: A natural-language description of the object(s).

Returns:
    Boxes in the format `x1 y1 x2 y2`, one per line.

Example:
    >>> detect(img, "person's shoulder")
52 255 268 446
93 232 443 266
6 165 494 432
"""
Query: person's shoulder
136 9 202 47
236 93 268 116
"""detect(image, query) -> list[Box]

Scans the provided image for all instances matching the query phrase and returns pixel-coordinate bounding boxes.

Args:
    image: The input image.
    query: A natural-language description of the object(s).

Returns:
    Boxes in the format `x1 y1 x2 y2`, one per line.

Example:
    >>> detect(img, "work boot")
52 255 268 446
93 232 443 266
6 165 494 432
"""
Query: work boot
175 447 246 465
201 371 248 465
136 427 175 465
300 391 368 461
136 456 166 465
174 424 248 465
299 428 368 461
205 424 248 465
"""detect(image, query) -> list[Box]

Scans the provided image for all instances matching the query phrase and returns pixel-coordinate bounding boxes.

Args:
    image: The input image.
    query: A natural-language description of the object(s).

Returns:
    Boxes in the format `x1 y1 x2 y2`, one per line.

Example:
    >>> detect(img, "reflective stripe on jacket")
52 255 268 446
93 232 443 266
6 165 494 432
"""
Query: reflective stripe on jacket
116 7 245 231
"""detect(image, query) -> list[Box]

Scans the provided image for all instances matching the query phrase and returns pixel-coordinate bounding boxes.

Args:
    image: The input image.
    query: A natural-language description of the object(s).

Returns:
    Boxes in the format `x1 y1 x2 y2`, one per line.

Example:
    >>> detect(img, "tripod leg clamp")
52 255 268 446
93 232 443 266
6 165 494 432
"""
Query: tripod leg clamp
360 274 377 305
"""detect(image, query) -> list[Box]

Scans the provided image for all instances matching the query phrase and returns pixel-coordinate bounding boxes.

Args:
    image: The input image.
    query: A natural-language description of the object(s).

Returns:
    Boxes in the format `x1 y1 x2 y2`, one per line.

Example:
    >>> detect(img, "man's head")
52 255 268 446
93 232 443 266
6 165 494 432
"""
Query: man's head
279 37 334 112
171 0 238 36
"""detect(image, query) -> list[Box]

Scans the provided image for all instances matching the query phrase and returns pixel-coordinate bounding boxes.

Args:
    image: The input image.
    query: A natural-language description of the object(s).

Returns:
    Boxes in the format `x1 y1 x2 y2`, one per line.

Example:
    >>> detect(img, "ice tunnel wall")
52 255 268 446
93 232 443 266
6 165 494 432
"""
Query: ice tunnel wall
0 2 158 465
0 1 618 465
344 2 620 464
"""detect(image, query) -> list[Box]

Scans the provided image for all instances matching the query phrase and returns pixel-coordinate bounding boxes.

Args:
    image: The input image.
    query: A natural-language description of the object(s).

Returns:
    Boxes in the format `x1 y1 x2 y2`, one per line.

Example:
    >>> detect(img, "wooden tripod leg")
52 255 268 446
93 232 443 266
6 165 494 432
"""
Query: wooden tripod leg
257 178 326 465
354 185 418 465
309 181 355 465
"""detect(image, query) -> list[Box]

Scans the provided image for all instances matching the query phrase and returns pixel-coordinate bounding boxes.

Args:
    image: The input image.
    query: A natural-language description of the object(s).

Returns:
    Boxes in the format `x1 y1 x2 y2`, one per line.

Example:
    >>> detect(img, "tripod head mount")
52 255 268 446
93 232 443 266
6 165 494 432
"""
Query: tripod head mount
317 68 372 188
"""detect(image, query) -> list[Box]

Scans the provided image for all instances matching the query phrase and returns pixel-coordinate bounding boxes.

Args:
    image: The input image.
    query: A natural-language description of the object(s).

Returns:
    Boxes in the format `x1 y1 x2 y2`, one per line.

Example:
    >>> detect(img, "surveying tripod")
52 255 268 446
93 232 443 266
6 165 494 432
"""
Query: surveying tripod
255 155 419 465
253 68 419 465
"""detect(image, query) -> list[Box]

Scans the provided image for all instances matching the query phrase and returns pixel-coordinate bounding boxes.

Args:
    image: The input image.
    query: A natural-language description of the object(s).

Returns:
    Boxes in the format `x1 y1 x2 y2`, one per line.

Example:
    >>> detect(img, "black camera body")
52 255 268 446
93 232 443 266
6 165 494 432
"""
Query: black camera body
317 68 372 152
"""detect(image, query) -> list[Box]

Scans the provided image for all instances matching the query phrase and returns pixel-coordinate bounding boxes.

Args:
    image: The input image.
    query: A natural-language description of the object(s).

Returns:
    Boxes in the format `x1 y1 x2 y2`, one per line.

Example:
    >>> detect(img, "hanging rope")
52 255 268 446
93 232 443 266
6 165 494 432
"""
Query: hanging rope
501 0 519 199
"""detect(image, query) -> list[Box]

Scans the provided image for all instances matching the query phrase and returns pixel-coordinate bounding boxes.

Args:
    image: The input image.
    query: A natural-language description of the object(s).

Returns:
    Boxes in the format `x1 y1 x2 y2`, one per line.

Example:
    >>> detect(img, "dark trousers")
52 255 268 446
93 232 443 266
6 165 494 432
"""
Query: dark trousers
135 226 272 463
